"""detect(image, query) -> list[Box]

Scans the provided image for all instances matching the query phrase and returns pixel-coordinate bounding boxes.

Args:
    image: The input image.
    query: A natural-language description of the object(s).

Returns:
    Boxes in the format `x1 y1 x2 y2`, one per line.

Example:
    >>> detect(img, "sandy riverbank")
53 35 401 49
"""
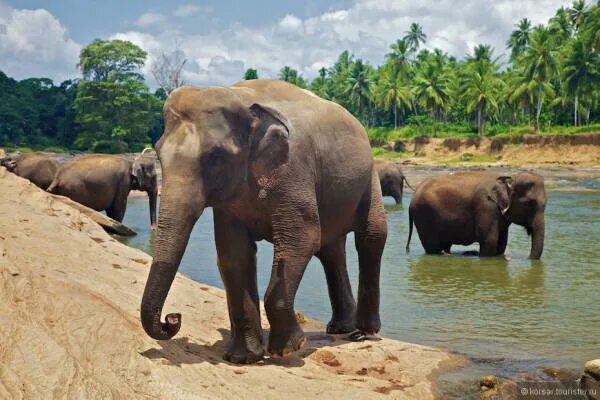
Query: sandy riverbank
0 168 460 399
374 133 600 168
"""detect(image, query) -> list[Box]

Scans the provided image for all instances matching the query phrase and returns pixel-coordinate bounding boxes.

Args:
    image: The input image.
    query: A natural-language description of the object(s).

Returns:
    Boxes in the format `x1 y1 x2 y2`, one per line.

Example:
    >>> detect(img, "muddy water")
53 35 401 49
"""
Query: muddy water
119 169 600 398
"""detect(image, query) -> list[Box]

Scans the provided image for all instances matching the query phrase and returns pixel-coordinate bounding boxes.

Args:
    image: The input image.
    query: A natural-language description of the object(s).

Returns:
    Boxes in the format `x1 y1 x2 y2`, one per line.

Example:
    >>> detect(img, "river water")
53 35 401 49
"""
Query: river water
119 170 600 398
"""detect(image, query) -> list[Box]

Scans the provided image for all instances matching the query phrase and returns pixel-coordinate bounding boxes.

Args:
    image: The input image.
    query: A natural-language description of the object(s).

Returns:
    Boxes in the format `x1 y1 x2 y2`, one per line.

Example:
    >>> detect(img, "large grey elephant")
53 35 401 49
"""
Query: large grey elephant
406 172 546 259
374 160 414 204
48 153 157 228
140 80 387 364
1 152 59 190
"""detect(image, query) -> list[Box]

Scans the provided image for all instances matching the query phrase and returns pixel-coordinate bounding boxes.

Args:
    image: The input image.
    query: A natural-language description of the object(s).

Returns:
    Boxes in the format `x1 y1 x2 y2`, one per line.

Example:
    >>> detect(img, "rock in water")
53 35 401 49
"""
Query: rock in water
586 360 600 380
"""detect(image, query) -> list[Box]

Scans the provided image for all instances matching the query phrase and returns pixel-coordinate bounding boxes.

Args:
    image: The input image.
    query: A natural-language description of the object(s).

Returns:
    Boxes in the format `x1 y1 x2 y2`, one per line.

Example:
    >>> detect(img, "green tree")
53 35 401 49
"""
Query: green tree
460 46 505 136
562 38 600 125
78 39 147 82
386 38 413 79
374 68 413 128
507 18 532 61
412 59 451 121
74 39 160 152
243 68 258 80
404 22 427 54
517 26 560 131
568 0 590 31
345 59 373 123
278 66 307 88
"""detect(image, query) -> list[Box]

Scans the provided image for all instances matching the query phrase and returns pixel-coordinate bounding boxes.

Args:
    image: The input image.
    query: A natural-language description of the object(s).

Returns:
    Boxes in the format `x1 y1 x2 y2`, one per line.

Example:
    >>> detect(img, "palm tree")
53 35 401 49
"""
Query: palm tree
460 48 505 136
568 0 589 31
562 38 600 125
404 23 427 54
518 26 560 131
507 18 532 61
374 69 413 128
467 44 494 63
345 59 373 123
549 7 573 43
581 2 600 51
386 38 412 80
412 60 451 121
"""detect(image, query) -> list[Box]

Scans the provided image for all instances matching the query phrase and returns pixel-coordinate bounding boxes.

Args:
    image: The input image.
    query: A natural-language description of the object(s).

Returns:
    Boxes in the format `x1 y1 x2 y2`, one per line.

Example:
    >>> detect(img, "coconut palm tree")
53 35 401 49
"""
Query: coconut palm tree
374 68 413 128
460 47 505 136
412 59 451 120
345 59 373 123
404 23 427 54
562 38 600 125
568 0 590 31
518 26 560 131
386 38 413 80
507 18 532 61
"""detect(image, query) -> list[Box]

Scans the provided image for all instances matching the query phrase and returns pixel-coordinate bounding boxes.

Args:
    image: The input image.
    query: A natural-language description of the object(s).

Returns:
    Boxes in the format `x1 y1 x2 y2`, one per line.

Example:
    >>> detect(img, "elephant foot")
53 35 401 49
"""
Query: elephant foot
268 327 306 358
223 337 265 364
346 330 382 342
326 317 356 334
355 310 381 337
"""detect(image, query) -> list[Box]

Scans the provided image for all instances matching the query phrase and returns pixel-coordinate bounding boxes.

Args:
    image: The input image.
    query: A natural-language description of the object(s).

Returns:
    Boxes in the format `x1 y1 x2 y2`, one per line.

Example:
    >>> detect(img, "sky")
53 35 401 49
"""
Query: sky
0 0 572 87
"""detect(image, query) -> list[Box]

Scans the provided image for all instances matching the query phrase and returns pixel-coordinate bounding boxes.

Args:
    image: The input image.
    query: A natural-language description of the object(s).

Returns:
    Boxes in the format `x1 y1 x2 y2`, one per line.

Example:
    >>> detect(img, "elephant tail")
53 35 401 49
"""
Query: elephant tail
406 209 413 253
403 177 416 192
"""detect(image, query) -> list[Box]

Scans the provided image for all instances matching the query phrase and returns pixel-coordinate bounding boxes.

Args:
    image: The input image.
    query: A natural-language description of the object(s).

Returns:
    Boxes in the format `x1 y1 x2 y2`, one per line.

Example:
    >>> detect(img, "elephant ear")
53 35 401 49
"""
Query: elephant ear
248 103 290 176
488 176 513 215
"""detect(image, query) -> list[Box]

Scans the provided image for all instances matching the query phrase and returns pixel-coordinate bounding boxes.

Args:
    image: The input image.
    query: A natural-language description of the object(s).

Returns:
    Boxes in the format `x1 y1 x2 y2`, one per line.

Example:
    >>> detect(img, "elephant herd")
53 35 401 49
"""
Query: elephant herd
1 79 546 364
1 151 158 229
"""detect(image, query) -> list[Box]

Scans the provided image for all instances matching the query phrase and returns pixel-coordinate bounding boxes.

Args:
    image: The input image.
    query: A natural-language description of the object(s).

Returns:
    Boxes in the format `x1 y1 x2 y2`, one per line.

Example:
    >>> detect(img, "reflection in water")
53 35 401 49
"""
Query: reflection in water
119 188 600 397
408 256 545 307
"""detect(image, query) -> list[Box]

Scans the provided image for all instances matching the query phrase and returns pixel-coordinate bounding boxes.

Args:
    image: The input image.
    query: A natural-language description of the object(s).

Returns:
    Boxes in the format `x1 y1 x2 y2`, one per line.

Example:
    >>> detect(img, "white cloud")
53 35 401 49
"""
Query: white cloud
0 0 571 86
173 4 202 17
0 4 80 82
112 0 569 88
134 12 166 28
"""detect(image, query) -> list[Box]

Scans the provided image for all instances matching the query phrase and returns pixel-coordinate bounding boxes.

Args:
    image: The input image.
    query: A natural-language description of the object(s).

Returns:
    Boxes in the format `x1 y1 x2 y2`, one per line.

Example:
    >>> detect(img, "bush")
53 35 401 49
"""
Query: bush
92 140 128 154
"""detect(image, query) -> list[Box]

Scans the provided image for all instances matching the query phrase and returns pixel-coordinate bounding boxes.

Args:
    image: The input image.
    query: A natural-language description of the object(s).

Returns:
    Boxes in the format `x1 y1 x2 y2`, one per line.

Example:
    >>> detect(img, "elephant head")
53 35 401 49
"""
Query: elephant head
131 151 159 230
0 155 18 172
140 87 290 340
488 172 546 259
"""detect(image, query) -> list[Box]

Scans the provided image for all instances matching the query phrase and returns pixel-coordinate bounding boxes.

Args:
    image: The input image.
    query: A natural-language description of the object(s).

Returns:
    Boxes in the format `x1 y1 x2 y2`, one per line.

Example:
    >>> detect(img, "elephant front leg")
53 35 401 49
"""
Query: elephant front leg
316 235 357 334
265 215 320 358
214 210 264 364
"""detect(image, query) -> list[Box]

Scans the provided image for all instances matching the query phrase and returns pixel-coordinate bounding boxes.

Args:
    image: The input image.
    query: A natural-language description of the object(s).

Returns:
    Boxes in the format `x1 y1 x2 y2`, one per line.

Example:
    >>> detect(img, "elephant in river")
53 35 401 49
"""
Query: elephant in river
406 172 546 259
140 80 387 364
374 160 414 204
1 152 59 190
48 153 158 228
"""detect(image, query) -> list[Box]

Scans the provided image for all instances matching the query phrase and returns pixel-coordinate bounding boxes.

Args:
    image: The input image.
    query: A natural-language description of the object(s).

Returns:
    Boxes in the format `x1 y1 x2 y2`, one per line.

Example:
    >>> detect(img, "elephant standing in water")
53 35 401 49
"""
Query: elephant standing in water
407 172 546 259
375 160 414 204
1 152 59 190
141 80 387 363
48 154 158 228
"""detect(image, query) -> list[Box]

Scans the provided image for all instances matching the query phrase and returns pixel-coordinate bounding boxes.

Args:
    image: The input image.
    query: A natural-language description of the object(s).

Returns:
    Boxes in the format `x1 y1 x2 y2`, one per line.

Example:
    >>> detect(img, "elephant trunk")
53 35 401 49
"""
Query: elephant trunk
140 184 204 340
529 213 545 260
148 188 158 230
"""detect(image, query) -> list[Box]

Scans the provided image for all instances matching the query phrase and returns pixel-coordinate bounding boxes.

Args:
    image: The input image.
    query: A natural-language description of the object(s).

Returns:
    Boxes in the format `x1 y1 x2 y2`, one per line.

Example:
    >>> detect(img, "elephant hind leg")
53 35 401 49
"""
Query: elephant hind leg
316 235 356 334
353 172 387 336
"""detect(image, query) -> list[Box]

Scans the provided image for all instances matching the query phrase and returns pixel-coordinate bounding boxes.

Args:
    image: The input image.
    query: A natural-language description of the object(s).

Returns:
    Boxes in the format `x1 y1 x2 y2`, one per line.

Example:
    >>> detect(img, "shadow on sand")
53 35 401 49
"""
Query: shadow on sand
140 327 355 368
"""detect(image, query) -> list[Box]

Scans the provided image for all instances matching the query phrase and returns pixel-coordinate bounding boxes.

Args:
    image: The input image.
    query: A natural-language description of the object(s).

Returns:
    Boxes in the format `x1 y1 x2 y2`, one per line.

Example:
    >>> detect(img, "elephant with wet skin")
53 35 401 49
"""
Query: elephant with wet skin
48 153 158 228
406 172 546 259
1 152 59 190
140 80 387 364
374 160 414 204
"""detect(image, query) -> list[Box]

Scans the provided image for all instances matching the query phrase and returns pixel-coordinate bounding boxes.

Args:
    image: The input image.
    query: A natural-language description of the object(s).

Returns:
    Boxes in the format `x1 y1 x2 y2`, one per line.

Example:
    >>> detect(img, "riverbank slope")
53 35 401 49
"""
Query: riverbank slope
0 168 457 400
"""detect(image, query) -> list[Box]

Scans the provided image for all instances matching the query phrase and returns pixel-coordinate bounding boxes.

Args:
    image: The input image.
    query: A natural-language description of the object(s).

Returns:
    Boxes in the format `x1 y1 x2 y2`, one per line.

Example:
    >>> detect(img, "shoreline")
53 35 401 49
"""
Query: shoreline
0 168 461 399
